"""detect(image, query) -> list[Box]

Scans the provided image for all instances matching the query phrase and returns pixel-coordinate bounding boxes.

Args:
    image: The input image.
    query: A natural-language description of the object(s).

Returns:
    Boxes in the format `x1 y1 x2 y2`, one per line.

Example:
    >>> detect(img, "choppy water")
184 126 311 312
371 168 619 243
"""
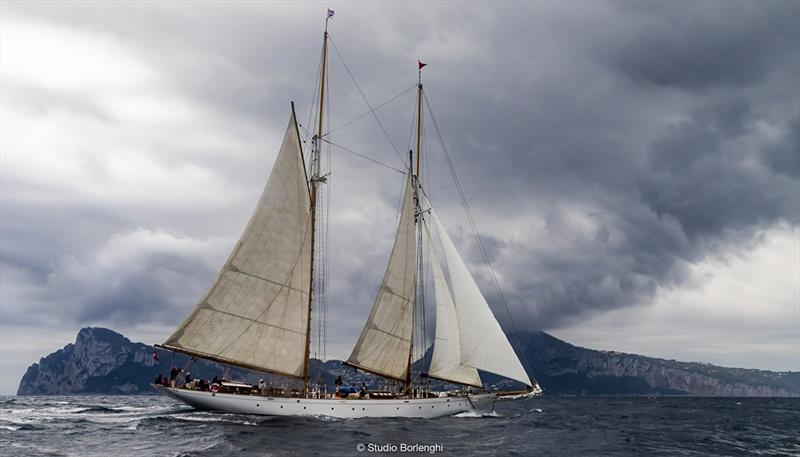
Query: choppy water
1 395 798 456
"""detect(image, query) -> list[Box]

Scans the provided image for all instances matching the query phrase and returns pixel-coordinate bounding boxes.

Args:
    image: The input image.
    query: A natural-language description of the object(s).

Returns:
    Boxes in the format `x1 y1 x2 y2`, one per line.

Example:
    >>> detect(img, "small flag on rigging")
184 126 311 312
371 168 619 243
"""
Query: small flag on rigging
327 9 335 18
418 60 427 70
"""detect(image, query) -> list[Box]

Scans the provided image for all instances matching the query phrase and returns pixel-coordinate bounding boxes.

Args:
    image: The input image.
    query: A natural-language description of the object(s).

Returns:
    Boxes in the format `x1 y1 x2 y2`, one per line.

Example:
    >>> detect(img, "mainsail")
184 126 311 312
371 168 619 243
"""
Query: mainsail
346 174 417 381
430 209 532 387
160 110 313 378
426 229 482 388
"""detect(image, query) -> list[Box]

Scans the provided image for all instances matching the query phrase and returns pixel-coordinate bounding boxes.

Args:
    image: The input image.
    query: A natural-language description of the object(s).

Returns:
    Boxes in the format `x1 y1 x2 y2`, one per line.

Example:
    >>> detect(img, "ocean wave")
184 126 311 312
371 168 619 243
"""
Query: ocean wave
137 414 258 427
0 421 44 432
74 405 126 414
2 395 796 457
453 410 503 418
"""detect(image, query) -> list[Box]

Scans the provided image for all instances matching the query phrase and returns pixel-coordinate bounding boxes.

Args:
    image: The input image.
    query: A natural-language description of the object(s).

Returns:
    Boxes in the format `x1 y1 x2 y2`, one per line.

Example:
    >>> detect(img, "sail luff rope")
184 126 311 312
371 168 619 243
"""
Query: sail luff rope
322 62 332 365
422 91 537 385
420 102 429 371
417 202 426 369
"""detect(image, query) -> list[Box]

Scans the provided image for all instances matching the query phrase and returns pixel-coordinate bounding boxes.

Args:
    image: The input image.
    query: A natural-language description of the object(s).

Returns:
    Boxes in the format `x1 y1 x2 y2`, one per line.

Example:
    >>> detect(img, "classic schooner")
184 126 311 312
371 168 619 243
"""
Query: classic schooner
153 12 540 418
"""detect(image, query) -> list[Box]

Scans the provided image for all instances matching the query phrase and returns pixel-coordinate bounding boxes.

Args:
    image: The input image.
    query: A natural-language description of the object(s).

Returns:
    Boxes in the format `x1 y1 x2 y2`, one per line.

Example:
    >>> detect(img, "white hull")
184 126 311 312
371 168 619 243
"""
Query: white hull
154 385 495 419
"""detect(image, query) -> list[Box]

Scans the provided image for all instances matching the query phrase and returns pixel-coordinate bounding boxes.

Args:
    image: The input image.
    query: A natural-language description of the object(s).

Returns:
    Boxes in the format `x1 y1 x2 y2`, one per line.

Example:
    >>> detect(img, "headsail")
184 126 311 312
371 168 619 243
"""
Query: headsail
426 228 482 388
430 209 532 387
346 174 417 381
161 110 313 378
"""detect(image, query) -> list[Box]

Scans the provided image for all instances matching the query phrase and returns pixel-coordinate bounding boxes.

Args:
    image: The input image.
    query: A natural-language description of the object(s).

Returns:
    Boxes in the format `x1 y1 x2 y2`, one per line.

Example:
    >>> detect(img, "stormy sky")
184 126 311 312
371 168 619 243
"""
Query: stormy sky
1 1 798 394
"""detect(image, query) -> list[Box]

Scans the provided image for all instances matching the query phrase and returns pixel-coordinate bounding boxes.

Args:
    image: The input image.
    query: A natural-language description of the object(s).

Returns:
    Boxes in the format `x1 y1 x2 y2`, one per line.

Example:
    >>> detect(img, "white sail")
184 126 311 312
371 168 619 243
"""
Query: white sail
162 111 312 378
347 175 417 381
426 229 482 387
430 209 531 387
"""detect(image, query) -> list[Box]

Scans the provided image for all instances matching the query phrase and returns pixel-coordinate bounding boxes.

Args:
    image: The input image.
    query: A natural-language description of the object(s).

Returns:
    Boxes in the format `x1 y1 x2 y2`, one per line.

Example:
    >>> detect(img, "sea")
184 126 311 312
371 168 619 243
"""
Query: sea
1 395 798 456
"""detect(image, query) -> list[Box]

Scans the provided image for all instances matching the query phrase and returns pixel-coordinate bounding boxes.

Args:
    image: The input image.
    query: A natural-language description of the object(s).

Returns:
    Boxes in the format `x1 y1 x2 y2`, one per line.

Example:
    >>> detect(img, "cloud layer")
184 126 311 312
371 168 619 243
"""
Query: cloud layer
1 2 798 393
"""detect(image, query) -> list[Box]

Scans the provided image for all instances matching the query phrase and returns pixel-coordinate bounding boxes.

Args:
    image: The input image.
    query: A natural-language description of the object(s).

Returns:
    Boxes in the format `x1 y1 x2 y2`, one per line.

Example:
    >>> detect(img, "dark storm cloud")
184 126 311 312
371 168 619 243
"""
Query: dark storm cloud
606 1 797 91
409 1 800 329
764 117 800 178
639 103 797 239
1 1 798 345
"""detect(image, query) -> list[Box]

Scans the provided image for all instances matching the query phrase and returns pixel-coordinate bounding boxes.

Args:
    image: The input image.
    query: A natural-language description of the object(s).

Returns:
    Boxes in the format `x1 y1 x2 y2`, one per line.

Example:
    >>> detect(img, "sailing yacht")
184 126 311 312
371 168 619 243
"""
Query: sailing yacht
153 12 540 418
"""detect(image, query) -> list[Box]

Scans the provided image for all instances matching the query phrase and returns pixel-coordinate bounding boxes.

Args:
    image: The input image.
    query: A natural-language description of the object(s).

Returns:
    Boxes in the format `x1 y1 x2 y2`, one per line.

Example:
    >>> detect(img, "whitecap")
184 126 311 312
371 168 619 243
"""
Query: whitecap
454 410 502 418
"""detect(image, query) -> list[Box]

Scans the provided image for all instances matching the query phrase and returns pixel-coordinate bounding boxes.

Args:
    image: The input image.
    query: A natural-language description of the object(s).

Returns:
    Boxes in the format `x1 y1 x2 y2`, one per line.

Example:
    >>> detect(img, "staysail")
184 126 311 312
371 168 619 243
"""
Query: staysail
426 228 482 388
430 209 532 387
160 110 313 378
346 174 417 381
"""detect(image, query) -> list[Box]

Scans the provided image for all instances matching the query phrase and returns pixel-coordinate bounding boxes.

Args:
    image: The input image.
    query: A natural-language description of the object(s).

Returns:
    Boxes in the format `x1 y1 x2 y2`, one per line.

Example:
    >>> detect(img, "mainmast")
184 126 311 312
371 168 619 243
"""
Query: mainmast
304 12 331 394
406 61 425 392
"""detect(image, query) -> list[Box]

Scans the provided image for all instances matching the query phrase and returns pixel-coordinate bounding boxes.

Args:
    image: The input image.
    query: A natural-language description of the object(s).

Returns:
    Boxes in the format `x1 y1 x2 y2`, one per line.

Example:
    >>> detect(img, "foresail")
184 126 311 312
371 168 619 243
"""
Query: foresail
426 229 482 388
430 209 531 387
346 175 417 381
162 111 312 378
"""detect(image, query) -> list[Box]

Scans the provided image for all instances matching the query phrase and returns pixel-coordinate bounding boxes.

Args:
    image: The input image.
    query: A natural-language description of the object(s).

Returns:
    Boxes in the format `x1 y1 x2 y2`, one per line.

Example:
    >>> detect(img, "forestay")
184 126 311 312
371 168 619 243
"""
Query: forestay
161 111 313 378
347 175 417 381
430 209 531 387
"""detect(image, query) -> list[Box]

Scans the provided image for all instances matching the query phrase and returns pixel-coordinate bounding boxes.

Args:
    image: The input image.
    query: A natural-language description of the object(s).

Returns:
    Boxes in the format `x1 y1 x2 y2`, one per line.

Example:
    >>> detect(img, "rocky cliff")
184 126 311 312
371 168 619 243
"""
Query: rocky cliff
17 328 241 395
512 331 799 396
17 327 799 396
16 328 374 395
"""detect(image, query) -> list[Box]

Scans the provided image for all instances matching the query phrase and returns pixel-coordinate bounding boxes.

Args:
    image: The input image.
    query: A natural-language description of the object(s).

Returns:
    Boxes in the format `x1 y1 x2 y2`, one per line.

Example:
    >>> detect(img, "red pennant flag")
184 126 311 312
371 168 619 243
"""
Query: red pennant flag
418 60 427 70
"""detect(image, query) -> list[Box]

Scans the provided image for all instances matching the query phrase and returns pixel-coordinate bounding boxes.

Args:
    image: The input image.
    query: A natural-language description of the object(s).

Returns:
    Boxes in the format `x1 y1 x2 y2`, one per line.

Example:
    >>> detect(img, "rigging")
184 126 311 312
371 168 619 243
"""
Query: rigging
327 34 409 169
423 91 537 383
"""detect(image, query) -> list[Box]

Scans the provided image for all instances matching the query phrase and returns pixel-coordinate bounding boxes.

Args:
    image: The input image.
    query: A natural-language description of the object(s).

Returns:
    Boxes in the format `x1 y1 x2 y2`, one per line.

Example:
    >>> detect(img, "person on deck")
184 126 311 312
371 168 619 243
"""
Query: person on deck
184 372 191 387
335 375 343 393
169 367 180 387
258 379 266 394
359 382 368 399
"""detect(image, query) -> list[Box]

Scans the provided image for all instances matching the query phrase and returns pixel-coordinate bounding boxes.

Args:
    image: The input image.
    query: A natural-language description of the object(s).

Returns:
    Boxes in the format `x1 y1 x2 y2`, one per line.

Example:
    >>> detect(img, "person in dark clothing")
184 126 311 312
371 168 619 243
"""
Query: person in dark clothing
359 382 368 399
212 375 220 385
335 375 343 392
154 374 163 385
184 372 191 386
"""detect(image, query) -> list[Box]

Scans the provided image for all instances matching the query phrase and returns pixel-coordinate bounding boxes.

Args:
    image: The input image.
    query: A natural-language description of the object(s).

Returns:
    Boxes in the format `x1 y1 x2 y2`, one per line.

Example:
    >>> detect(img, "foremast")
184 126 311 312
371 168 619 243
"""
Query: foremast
303 12 331 395
157 13 332 393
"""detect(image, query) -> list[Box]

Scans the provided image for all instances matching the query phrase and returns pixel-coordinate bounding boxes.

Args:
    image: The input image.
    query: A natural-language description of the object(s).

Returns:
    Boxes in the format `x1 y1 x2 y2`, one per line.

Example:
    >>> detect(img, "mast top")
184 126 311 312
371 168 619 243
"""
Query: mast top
326 8 334 31
414 60 426 178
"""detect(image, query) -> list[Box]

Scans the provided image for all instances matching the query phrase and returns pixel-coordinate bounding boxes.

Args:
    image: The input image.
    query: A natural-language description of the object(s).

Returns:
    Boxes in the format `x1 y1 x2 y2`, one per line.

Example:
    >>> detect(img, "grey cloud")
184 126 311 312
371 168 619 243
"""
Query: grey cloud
640 102 798 240
607 1 797 91
764 117 800 178
1 1 797 361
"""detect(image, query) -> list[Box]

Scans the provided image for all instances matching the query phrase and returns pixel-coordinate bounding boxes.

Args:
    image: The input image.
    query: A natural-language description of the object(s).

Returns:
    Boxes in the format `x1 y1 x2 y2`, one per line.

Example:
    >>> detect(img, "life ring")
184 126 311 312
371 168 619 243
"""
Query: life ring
211 383 220 393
